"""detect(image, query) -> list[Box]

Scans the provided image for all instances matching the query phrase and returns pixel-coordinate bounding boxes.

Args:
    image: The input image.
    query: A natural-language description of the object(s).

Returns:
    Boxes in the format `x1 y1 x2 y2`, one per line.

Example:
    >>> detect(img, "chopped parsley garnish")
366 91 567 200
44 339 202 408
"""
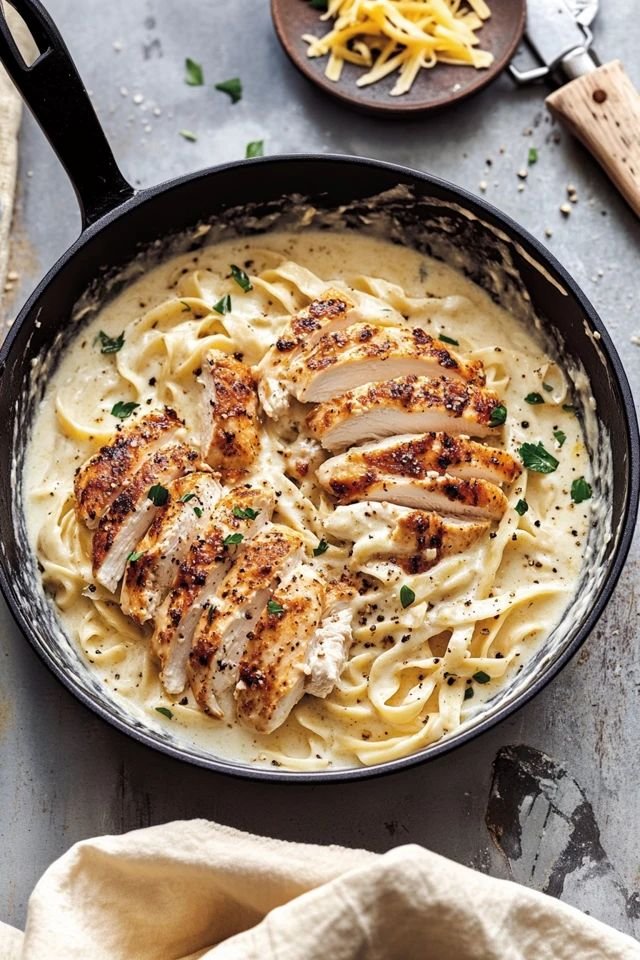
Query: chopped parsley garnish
180 300 192 312
489 404 507 427
562 403 576 413
230 264 252 292
155 706 173 720
542 382 553 393
245 140 264 158
215 77 242 104
400 584 415 609
438 333 459 346
184 57 204 86
528 146 538 165
179 129 198 142
267 599 285 615
515 499 529 516
554 429 567 448
193 506 203 518
97 330 125 354
148 483 169 506
232 506 260 520
127 550 144 563
223 532 244 546
519 441 559 474
111 400 140 420
313 539 329 556
525 392 545 405
180 493 196 503
571 476 592 504
464 686 474 701
213 294 232 315
473 671 491 684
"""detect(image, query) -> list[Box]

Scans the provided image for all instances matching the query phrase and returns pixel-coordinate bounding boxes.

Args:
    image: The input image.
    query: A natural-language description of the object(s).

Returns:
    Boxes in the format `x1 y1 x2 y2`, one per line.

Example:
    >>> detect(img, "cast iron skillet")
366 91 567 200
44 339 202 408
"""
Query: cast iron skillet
0 0 637 783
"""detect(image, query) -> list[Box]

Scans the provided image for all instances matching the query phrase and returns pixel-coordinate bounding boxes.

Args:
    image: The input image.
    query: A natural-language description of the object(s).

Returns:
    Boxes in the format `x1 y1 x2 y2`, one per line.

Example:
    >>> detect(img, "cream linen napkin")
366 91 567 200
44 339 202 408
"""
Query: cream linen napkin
0 819 637 960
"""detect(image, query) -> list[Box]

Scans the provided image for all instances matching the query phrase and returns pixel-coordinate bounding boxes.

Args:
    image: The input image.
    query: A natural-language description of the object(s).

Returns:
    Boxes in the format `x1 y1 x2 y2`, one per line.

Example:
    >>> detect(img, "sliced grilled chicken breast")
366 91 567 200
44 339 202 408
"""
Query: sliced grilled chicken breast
120 472 222 624
318 465 508 521
92 444 204 592
235 568 326 734
304 579 355 698
258 293 355 418
307 375 503 452
188 527 306 718
199 351 260 479
74 407 181 528
324 502 489 574
320 433 520 487
152 485 275 696
286 324 485 406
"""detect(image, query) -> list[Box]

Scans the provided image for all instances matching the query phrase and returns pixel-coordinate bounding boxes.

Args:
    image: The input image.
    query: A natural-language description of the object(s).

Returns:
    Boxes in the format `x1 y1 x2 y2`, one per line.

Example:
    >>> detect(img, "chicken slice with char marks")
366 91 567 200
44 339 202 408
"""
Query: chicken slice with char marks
285 323 485 406
258 292 355 418
324 502 489 575
152 485 275 696
307 375 503 452
199 351 261 480
318 464 508 521
235 568 326 734
187 527 306 718
74 407 181 528
92 443 205 592
120 472 222 624
320 433 520 487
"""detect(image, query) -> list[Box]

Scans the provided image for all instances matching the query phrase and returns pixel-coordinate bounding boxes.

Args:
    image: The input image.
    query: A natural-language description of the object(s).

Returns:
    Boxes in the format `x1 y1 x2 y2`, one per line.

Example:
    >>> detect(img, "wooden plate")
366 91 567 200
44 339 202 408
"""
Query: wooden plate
271 0 526 117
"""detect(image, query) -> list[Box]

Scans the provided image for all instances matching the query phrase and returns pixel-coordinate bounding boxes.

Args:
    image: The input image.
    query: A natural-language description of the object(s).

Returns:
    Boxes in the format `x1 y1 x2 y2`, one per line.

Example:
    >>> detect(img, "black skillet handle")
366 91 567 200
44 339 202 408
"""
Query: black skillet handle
0 0 134 229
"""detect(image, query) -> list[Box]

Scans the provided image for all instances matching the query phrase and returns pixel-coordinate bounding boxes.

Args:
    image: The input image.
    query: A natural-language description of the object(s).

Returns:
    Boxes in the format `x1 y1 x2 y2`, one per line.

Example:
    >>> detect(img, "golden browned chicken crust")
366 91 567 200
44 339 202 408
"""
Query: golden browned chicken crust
388 511 490 574
236 570 326 734
319 433 521 487
199 352 261 480
91 443 204 587
74 407 182 528
307 375 503 451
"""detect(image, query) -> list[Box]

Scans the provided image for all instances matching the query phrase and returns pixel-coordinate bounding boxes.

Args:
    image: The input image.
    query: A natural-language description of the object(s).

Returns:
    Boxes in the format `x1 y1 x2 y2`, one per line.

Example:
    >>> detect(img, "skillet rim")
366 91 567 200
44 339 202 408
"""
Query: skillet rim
1 152 638 783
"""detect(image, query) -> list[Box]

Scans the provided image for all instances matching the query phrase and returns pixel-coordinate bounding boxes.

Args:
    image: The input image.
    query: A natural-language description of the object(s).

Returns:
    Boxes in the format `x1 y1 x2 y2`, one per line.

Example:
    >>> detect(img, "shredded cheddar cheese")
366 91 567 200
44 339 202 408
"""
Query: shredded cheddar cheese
303 0 494 96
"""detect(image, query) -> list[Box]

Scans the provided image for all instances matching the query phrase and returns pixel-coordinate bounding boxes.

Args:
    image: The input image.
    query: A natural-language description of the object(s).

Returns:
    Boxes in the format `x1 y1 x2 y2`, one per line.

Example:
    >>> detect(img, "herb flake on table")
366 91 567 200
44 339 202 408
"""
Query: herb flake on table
489 404 507 427
400 584 415 608
525 392 545 405
554 429 567 448
148 483 169 506
230 264 252 292
223 532 244 546
528 147 538 165
185 57 204 86
155 706 174 720
97 330 125 354
213 294 232 315
313 539 329 556
267 599 285 615
111 400 139 420
215 77 242 104
245 140 264 158
571 476 592 504
233 506 260 520
179 129 197 142
438 333 459 346
519 441 559 474
515 499 528 516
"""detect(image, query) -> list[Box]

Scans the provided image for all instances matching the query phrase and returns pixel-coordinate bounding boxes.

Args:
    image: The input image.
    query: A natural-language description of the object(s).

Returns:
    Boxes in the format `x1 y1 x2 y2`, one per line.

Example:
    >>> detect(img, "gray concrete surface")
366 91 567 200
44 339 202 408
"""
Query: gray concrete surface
1 0 639 937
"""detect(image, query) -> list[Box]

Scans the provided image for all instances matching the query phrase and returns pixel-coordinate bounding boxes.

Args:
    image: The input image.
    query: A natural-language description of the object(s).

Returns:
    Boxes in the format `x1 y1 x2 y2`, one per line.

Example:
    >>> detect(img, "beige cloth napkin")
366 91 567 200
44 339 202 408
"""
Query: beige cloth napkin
0 819 637 960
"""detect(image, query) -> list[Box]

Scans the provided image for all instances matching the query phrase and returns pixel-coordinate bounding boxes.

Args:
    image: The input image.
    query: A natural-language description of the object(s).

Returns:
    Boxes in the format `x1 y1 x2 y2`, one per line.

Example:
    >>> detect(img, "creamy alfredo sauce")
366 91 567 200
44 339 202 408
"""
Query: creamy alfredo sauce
24 231 592 770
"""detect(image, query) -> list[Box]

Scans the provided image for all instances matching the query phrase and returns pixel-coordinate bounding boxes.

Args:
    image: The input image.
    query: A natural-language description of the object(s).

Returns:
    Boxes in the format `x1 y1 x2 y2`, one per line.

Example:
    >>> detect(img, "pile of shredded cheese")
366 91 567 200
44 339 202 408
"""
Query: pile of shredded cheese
303 0 494 96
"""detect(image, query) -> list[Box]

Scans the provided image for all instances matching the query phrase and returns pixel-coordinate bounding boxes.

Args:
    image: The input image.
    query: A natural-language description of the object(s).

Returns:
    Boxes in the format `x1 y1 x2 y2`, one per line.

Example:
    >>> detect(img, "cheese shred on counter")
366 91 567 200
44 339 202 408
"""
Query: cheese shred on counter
303 0 494 95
